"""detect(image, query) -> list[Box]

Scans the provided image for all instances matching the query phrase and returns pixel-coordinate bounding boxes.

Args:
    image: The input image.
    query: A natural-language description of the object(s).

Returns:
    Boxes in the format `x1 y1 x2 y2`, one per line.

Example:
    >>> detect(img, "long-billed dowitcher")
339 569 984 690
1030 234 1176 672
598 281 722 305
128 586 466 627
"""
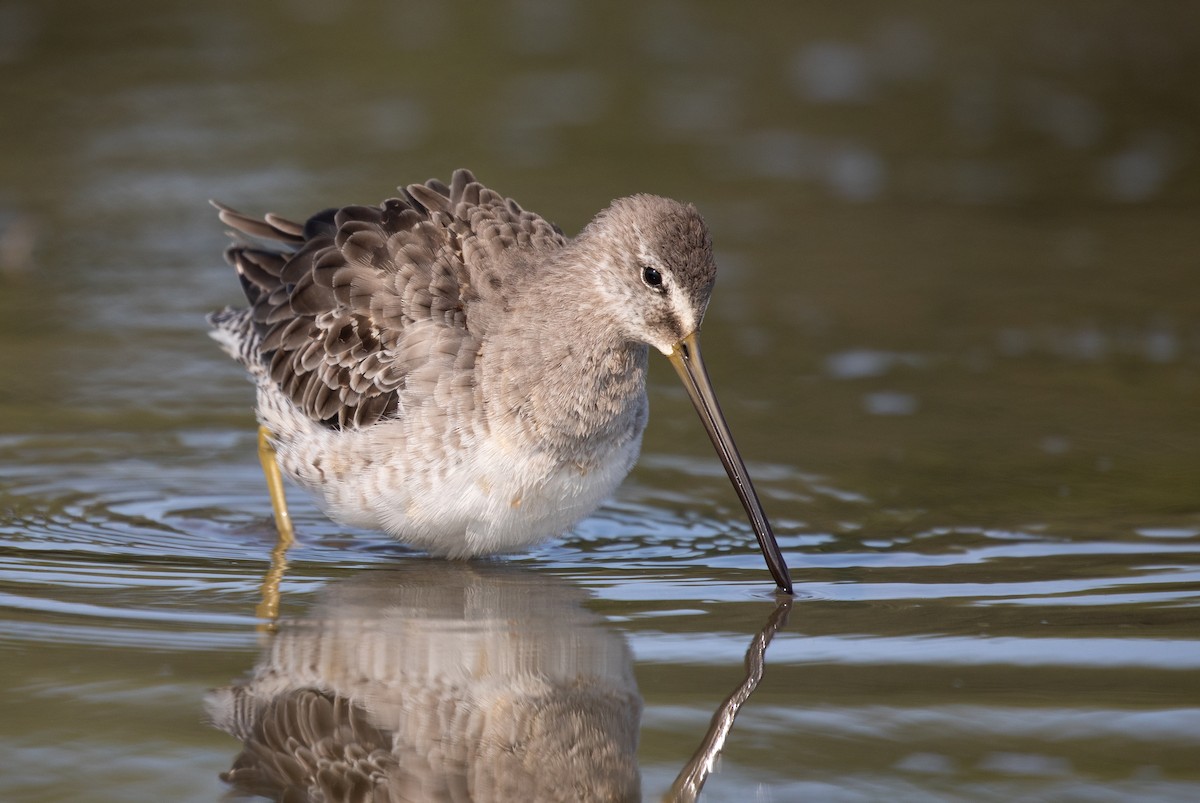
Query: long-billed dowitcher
209 169 792 592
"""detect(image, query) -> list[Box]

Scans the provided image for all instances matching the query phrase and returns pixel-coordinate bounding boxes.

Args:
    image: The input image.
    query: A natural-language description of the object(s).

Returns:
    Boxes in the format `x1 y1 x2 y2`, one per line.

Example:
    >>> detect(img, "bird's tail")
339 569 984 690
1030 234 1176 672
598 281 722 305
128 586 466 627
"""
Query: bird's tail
207 306 263 373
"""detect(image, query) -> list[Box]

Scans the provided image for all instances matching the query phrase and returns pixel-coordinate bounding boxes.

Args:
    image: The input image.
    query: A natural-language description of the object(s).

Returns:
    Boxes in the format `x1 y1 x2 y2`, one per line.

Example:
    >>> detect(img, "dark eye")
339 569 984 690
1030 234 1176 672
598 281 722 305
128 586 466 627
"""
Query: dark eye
642 265 664 290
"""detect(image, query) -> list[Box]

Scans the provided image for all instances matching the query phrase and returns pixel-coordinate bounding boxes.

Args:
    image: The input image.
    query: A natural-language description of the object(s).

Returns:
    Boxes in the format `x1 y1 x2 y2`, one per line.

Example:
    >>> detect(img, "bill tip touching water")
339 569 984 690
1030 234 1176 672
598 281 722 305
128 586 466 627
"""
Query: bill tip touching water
209 168 793 593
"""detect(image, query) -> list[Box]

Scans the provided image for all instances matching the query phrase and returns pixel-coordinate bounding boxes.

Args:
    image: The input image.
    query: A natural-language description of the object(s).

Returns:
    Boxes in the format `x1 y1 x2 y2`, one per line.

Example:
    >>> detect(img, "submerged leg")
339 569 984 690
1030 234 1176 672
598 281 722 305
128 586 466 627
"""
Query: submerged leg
257 425 295 545
255 531 292 626
255 425 294 626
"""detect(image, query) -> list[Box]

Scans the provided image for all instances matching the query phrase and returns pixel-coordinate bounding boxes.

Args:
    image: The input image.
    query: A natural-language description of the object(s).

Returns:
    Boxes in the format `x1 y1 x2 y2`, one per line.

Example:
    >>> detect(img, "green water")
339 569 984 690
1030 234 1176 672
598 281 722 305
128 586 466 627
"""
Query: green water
1 2 1198 801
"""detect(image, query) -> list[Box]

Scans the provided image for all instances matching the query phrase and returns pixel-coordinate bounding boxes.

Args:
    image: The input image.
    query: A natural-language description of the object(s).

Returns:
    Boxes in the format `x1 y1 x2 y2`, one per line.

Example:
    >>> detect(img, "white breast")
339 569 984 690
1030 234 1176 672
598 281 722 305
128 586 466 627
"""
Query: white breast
298 425 642 558
260 379 645 557
390 433 642 557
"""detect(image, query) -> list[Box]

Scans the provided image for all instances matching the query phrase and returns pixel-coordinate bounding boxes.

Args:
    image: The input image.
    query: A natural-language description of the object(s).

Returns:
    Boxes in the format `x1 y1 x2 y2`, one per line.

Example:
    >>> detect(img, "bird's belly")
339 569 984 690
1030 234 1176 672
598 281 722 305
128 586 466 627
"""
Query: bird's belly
312 428 643 558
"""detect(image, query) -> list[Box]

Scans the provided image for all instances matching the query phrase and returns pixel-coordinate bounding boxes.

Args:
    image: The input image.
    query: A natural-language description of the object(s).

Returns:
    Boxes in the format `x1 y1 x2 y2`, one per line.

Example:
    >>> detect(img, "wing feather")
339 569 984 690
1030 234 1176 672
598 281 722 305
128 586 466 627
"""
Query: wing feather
214 169 567 429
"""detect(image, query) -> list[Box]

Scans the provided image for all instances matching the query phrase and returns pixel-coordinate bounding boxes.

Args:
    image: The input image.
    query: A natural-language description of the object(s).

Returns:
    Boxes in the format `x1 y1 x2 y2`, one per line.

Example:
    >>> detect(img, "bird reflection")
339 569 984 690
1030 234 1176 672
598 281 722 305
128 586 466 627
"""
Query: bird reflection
208 561 791 802
208 562 642 802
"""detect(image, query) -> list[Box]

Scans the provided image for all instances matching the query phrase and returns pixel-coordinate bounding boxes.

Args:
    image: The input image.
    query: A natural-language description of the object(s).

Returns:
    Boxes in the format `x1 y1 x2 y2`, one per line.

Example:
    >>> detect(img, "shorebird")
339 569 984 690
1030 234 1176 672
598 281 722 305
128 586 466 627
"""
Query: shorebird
209 169 792 593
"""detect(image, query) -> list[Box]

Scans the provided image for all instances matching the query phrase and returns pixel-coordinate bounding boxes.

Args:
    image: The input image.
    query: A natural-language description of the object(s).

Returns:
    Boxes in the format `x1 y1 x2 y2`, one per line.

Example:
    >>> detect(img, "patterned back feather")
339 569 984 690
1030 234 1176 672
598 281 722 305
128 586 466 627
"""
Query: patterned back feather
212 169 567 429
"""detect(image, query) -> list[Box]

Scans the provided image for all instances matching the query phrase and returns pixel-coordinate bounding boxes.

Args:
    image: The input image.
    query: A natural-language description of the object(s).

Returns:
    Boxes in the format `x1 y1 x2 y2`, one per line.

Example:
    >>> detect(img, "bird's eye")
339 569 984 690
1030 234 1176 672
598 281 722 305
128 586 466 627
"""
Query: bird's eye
642 265 664 290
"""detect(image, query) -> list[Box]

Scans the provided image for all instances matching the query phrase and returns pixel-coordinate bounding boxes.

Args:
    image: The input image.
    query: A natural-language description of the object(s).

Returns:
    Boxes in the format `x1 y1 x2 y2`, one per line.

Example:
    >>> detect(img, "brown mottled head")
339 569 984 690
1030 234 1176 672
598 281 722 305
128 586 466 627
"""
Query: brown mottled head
579 194 717 354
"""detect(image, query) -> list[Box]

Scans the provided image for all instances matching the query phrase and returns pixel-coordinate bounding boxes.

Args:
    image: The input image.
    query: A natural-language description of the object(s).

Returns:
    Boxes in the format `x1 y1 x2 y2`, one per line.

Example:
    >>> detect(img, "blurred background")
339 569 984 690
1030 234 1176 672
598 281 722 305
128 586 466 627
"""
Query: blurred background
1 2 1199 801
3 0 1200 515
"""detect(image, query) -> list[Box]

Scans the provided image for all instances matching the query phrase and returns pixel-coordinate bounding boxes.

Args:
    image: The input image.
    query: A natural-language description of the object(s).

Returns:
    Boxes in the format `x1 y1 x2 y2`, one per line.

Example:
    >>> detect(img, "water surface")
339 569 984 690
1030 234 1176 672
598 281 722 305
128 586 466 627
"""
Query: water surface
2 2 1199 800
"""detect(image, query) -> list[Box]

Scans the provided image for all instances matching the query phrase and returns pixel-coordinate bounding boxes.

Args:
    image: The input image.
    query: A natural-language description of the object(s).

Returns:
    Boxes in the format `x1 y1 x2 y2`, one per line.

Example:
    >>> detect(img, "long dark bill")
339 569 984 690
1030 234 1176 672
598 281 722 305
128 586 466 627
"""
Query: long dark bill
667 331 793 594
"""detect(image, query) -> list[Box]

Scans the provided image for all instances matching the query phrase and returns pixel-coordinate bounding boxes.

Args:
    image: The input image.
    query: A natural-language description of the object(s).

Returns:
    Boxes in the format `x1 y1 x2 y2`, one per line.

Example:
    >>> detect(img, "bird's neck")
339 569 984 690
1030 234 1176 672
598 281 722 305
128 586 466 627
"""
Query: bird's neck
485 277 650 463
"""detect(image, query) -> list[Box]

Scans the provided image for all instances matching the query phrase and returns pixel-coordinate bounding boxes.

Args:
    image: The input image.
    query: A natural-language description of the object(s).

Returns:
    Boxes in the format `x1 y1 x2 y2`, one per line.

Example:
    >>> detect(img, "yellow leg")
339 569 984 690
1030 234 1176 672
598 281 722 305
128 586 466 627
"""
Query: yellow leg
255 425 294 627
257 425 295 545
